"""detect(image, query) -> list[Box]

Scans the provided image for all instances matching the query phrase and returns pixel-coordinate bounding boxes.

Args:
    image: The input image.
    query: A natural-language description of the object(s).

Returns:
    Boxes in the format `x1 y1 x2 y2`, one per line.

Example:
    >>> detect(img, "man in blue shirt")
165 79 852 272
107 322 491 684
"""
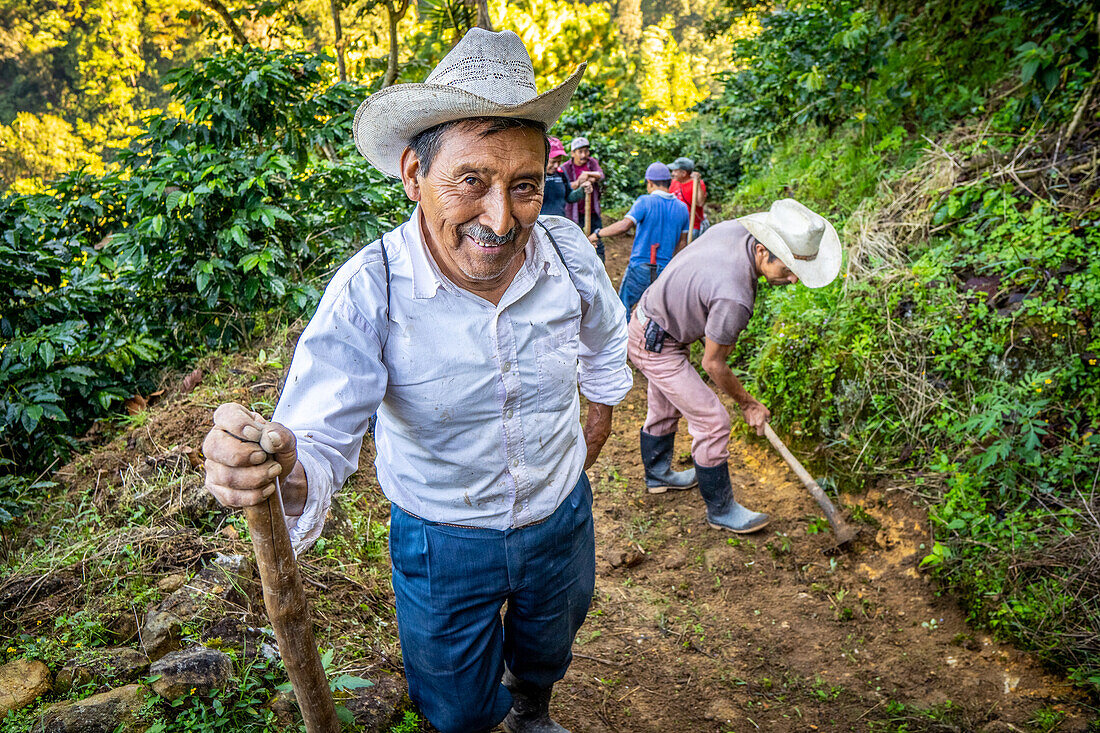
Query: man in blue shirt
589 162 690 319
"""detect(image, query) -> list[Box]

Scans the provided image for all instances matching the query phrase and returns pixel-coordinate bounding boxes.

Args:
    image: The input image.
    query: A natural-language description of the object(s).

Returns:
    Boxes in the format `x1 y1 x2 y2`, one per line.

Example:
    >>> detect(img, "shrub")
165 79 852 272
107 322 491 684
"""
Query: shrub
0 48 408 477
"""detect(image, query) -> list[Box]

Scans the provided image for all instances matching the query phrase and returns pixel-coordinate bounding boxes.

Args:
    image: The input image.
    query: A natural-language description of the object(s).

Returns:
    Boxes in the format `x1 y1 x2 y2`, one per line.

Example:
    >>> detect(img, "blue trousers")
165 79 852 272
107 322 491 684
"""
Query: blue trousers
619 261 664 321
389 475 595 733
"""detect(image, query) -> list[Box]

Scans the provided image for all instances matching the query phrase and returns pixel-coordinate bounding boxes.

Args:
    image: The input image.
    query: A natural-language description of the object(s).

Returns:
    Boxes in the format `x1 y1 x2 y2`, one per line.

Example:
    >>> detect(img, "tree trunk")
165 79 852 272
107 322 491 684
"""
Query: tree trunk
199 0 250 46
381 0 409 88
330 0 346 82
474 0 493 30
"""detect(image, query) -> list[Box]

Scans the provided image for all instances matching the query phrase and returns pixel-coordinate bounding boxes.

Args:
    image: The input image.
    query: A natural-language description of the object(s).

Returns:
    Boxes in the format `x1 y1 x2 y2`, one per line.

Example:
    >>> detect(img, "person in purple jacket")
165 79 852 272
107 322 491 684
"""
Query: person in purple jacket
561 136 606 261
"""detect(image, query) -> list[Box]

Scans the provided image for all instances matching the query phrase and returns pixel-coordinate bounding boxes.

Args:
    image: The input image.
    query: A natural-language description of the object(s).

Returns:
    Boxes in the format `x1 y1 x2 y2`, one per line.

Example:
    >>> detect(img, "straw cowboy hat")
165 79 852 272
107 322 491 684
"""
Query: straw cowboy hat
353 28 586 178
738 199 842 288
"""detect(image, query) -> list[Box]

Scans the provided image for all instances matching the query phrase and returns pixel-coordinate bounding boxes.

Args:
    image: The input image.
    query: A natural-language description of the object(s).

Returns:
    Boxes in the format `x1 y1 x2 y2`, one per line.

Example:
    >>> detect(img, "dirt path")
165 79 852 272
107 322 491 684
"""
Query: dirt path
544 234 1094 732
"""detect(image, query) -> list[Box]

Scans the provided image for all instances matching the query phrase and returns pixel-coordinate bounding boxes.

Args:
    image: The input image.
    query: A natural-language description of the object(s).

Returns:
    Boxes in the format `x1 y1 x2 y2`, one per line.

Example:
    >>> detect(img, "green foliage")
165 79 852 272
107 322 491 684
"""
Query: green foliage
0 48 408 476
735 175 1100 691
389 710 424 732
711 1 901 162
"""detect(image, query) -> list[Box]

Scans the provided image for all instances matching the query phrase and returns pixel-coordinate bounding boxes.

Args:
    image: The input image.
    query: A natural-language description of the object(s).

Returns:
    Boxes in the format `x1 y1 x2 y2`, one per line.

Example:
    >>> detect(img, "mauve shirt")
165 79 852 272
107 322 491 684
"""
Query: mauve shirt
639 220 758 346
561 158 604 222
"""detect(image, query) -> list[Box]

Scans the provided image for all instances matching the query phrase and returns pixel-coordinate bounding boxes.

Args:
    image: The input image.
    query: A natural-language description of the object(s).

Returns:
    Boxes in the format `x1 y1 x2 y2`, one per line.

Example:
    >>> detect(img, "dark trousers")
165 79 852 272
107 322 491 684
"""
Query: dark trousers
619 261 665 321
389 475 596 733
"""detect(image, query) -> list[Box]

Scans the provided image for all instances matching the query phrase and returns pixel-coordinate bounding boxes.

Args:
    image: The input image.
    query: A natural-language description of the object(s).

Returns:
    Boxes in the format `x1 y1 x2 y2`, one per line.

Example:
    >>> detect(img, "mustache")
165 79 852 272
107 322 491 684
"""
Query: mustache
460 223 519 246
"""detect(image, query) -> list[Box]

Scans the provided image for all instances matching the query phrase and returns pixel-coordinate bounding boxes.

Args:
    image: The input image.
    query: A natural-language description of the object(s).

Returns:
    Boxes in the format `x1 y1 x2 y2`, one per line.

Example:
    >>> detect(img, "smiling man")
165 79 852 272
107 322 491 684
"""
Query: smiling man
200 29 630 733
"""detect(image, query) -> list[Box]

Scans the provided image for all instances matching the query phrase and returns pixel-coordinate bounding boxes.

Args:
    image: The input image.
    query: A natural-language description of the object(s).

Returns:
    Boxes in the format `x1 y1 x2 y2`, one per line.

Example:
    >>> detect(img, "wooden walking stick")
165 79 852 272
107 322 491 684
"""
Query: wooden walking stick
584 188 593 236
244 479 340 732
686 178 700 244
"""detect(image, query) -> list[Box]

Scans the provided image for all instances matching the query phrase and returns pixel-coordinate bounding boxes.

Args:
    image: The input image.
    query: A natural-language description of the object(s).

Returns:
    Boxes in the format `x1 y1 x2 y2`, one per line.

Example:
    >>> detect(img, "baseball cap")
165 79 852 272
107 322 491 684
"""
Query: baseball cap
668 157 694 172
645 161 672 181
570 137 590 151
548 137 567 160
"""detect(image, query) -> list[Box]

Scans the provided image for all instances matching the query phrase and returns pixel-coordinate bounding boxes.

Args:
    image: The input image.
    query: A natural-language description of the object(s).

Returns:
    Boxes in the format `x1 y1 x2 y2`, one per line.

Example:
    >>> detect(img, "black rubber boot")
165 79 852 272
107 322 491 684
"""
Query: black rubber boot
640 430 697 494
502 670 569 733
695 461 770 533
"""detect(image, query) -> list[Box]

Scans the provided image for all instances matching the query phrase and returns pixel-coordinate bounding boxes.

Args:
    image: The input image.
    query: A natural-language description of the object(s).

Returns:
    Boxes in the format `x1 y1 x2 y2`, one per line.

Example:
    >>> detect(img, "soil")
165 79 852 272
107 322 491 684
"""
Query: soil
6 233 1095 732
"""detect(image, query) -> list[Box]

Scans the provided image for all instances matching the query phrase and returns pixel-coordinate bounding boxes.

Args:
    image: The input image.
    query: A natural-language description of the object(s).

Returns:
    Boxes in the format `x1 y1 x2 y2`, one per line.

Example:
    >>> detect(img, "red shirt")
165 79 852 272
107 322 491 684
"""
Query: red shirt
670 179 706 227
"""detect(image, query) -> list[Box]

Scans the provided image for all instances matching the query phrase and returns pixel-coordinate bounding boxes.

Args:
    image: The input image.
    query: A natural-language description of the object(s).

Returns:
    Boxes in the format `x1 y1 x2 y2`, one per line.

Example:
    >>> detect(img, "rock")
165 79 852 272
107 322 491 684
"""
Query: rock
156 573 186 593
103 611 138 644
344 675 410 731
34 683 149 733
622 549 645 568
149 646 234 700
703 546 736 573
0 658 51 717
662 549 687 569
703 697 738 723
269 689 300 727
272 675 410 731
602 549 626 569
141 554 253 660
54 647 149 695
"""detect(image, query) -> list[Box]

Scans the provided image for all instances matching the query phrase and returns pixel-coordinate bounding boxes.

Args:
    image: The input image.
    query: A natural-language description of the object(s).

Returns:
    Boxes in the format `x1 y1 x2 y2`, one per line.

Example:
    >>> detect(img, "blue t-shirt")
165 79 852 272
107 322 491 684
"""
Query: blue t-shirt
625 190 690 267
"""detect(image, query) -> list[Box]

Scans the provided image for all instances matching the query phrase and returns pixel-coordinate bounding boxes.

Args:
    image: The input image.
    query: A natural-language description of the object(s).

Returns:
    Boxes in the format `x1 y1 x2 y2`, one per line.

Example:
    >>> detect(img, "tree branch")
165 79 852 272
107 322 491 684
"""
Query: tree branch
198 0 250 47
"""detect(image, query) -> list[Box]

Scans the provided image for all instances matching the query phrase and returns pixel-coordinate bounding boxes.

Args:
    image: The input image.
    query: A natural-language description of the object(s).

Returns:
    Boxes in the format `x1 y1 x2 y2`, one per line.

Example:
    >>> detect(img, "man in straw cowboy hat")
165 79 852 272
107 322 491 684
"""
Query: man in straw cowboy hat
200 28 630 733
627 200 841 532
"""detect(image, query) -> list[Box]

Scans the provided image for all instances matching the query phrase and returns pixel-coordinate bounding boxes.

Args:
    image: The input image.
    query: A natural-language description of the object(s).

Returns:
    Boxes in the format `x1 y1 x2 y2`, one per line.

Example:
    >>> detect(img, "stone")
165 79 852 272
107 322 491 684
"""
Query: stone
0 658 51 717
343 675 410 731
602 549 626 569
662 549 687 569
141 554 254 660
703 697 738 723
156 573 186 593
34 684 149 733
269 689 301 728
271 672 409 731
54 647 149 695
703 546 736 573
149 646 234 700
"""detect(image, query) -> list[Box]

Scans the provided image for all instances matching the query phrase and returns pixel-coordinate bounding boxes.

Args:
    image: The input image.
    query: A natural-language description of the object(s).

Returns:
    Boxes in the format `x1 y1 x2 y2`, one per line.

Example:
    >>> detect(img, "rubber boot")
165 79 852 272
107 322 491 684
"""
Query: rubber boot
502 670 569 733
640 430 697 494
695 461 770 533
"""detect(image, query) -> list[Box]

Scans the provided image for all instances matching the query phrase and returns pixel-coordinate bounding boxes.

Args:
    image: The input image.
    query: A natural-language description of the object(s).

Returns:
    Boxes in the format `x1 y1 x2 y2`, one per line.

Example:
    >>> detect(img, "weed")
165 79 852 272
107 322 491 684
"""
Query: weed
389 710 423 733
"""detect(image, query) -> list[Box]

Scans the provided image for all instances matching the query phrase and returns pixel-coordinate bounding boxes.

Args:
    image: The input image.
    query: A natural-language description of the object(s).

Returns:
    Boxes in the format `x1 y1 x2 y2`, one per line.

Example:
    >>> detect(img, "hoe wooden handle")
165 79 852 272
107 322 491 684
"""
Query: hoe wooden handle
763 424 858 546
244 490 340 732
687 180 699 244
584 189 593 236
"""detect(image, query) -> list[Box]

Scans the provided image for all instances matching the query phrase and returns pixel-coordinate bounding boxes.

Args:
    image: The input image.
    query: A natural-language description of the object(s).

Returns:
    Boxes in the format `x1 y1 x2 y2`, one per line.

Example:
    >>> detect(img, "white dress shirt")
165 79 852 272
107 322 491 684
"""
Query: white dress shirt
273 210 631 550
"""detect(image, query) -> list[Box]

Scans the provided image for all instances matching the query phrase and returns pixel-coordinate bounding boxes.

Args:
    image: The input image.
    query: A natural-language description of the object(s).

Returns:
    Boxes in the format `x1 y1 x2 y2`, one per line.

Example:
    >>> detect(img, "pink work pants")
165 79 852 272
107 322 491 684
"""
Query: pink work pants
627 313 731 467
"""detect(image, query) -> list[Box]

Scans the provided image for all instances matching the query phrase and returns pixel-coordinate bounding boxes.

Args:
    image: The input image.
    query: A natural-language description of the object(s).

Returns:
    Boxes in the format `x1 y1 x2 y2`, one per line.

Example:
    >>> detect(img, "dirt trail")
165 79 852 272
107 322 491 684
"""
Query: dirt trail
544 234 1094 732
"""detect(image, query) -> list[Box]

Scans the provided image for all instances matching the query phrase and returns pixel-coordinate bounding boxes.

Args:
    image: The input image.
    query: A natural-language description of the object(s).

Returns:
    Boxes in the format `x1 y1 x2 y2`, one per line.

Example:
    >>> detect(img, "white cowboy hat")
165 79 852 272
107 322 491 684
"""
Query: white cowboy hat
738 199 842 288
353 28 586 178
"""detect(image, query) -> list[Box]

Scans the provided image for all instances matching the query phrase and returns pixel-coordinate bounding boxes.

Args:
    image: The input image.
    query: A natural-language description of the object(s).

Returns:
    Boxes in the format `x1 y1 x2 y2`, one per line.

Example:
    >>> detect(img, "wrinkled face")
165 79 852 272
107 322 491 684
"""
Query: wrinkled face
546 154 567 175
671 169 690 182
755 243 800 286
571 146 590 166
401 122 546 291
